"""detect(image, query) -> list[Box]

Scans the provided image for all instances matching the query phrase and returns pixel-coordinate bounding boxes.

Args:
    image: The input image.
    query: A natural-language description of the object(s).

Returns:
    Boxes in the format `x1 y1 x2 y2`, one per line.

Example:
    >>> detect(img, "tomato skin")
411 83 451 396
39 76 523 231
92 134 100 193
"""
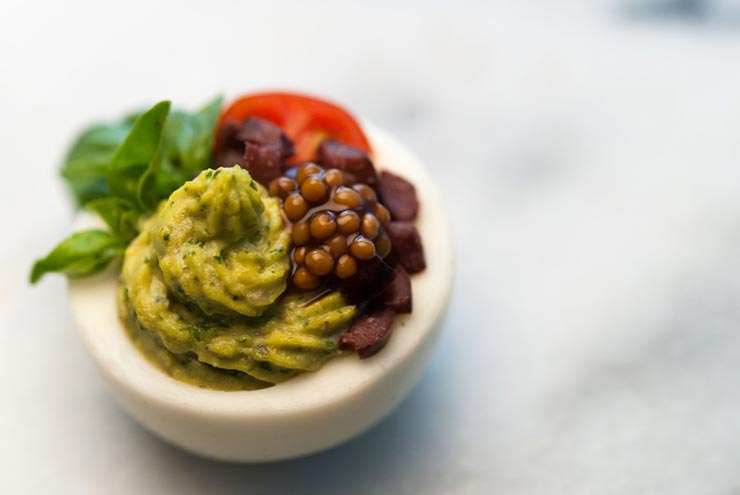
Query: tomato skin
216 92 371 163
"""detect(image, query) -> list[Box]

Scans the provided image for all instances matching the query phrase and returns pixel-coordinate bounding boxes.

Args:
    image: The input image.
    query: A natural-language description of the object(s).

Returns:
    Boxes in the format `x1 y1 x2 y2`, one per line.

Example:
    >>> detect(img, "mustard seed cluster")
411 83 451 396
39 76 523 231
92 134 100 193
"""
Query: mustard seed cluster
269 162 392 290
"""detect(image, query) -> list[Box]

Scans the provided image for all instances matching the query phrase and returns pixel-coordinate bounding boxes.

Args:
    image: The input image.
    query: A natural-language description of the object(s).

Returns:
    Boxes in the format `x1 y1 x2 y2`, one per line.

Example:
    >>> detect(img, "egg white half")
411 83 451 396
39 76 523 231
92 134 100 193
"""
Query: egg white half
68 124 454 461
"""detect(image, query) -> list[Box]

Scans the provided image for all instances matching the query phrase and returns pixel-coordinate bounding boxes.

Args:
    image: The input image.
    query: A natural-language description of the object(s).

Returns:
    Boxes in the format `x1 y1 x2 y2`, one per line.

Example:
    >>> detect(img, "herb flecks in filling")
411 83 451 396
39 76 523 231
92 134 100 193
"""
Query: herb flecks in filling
118 166 356 390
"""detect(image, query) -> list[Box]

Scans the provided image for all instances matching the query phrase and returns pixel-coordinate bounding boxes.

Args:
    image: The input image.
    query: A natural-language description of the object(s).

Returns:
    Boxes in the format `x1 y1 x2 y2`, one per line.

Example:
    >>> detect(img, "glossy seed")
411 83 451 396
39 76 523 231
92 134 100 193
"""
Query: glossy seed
325 233 348 257
292 222 311 246
305 248 334 276
376 232 392 258
284 193 308 221
278 177 297 196
309 211 337 240
336 210 361 234
269 177 297 198
293 267 320 290
268 179 281 197
301 176 329 203
293 246 307 265
350 236 376 260
335 255 358 279
333 186 363 209
374 204 391 226
325 168 344 187
353 183 377 202
295 163 322 184
361 213 381 240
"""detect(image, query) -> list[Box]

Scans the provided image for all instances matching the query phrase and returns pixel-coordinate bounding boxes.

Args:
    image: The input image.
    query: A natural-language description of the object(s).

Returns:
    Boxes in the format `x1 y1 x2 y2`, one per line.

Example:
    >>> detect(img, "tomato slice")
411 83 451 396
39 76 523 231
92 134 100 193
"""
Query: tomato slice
216 92 371 163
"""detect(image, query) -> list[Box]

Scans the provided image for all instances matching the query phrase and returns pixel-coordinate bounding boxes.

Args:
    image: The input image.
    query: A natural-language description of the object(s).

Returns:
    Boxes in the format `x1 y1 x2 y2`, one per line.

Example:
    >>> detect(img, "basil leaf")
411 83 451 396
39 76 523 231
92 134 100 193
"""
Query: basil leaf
138 96 222 210
33 98 225 285
106 100 171 207
61 121 134 204
85 197 141 242
136 150 165 212
164 96 222 177
30 230 126 284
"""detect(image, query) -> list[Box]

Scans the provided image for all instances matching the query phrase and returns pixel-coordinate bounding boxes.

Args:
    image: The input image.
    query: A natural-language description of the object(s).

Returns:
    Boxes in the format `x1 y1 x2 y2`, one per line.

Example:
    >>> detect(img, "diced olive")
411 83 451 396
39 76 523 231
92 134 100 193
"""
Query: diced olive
374 265 412 313
317 140 378 186
340 257 396 304
386 221 425 273
378 171 419 221
339 307 396 358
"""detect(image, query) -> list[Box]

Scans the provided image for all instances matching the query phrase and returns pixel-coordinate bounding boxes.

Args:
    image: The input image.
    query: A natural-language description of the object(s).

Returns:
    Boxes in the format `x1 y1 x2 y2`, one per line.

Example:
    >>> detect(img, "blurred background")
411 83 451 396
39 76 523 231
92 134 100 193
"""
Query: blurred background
4 0 740 493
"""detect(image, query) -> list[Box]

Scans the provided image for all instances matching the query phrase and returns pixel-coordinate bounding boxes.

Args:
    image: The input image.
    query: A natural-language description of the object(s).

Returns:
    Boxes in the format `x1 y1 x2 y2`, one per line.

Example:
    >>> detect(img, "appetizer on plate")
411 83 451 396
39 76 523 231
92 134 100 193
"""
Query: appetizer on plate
32 91 451 460
32 92 427 391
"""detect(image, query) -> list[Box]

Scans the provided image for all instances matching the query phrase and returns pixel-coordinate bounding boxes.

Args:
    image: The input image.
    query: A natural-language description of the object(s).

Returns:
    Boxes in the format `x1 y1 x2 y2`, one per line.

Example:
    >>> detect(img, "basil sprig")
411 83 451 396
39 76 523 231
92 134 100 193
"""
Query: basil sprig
139 97 222 210
30 230 126 284
31 96 223 284
60 114 139 205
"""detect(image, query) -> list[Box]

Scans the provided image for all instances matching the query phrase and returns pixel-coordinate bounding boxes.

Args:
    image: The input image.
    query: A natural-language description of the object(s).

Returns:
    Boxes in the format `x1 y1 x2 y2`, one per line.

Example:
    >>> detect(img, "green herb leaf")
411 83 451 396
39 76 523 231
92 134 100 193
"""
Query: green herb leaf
30 230 126 284
60 118 137 204
32 97 225 285
106 100 171 208
138 96 222 210
85 197 141 242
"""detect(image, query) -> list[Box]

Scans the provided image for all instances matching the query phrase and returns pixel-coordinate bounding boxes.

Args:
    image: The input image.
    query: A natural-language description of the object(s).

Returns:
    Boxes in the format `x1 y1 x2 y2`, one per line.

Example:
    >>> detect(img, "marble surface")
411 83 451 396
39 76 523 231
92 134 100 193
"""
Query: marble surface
4 1 740 493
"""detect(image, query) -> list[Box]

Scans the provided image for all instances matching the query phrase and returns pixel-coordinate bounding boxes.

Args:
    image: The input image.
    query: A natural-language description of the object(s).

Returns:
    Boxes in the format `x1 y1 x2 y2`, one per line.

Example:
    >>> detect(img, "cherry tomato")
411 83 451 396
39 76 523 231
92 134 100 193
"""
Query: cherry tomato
216 92 371 163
